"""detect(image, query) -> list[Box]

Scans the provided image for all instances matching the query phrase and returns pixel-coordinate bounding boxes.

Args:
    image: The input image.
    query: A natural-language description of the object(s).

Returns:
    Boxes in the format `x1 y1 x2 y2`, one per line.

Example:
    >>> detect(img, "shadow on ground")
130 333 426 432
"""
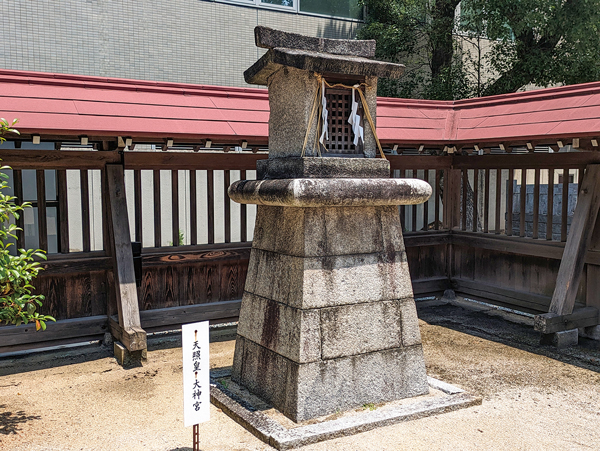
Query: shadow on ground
1 303 598 379
0 344 113 377
416 299 600 374
0 405 41 435
0 325 237 377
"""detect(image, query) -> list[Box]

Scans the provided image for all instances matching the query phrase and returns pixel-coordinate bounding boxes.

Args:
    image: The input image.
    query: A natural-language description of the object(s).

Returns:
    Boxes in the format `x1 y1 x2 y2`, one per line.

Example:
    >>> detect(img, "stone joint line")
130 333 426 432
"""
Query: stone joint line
250 246 410 261
242 290 416 310
238 328 423 363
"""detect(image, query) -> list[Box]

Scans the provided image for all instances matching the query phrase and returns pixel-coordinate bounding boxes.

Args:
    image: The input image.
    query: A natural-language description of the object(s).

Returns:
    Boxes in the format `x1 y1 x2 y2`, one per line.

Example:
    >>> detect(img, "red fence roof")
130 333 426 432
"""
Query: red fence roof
0 70 270 144
1 69 599 147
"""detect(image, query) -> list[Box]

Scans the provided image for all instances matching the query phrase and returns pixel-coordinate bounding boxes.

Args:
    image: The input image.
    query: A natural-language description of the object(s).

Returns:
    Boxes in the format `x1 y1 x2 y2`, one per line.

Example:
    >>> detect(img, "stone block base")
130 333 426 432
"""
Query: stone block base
213 368 481 451
579 325 600 340
231 201 430 421
541 329 579 348
232 336 428 422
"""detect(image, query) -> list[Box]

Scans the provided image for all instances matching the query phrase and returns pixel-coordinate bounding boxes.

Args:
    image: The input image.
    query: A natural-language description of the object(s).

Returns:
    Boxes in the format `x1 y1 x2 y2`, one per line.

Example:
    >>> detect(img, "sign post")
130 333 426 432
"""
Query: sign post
182 321 210 450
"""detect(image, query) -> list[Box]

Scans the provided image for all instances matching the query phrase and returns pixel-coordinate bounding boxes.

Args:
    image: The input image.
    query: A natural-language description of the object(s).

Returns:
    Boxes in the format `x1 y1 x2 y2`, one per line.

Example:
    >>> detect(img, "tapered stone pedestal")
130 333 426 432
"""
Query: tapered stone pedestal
229 158 432 422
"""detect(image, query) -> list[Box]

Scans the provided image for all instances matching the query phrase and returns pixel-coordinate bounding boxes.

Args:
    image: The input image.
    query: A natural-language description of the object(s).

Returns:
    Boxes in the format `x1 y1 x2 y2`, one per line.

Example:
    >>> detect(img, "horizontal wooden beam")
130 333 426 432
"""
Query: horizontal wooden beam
123 152 267 171
0 149 120 169
404 231 451 247
412 277 450 295
452 232 565 260
0 148 593 174
452 231 600 266
41 253 111 274
534 307 600 334
12 135 269 148
0 315 108 348
140 299 242 330
451 153 595 170
388 155 451 170
142 244 252 267
452 277 551 313
108 316 147 352
36 234 449 274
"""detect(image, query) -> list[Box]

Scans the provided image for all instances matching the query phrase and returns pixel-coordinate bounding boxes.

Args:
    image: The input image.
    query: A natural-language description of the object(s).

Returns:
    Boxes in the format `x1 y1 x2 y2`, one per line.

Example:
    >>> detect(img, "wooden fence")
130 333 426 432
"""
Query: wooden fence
2 145 600 353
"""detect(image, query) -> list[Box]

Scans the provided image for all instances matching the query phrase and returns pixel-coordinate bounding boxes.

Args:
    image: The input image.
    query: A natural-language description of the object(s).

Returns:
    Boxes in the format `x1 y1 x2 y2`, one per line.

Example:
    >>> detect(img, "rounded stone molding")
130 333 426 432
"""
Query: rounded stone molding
228 178 432 207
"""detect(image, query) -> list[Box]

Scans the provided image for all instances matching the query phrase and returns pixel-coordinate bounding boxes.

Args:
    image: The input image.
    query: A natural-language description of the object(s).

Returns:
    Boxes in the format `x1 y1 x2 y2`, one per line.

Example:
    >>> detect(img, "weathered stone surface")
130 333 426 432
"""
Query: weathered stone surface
362 75 378 158
233 25 431 426
256 63 381 159
210 386 286 445
257 157 390 180
320 301 402 359
251 205 404 257
271 391 480 450
250 206 307 256
580 325 600 340
236 292 321 364
232 336 297 416
228 178 432 207
244 248 414 309
213 370 480 451
254 26 376 58
541 329 579 348
320 299 422 359
245 48 405 86
235 297 421 365
399 299 422 347
302 206 401 256
243 248 304 307
295 345 428 421
379 205 407 252
300 250 414 309
231 337 245 385
427 376 464 395
232 336 429 422
267 66 321 158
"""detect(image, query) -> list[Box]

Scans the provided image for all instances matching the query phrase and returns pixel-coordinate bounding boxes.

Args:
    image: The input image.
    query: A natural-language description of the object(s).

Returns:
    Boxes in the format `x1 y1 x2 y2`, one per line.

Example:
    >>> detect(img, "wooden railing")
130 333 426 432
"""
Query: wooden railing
0 146 265 353
2 144 600 353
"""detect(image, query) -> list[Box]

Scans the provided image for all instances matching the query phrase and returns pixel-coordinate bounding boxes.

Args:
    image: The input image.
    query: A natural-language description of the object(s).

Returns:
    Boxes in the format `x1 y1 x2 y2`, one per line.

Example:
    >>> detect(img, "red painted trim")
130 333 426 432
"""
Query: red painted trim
1 69 599 146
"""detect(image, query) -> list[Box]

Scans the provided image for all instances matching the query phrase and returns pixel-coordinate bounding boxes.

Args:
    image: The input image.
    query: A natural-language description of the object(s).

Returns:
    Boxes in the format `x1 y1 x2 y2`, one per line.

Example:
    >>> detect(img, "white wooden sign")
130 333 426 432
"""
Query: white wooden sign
182 321 210 427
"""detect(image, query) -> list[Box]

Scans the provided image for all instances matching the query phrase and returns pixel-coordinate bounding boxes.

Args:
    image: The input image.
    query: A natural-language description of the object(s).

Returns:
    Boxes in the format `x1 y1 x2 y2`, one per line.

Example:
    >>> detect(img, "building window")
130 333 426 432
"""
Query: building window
219 0 363 20
226 0 295 12
300 0 363 20
260 0 294 6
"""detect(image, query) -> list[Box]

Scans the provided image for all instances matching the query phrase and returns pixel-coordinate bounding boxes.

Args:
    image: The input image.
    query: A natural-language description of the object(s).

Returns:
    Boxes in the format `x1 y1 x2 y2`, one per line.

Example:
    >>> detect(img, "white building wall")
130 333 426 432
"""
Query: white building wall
0 0 360 88
1 1 358 251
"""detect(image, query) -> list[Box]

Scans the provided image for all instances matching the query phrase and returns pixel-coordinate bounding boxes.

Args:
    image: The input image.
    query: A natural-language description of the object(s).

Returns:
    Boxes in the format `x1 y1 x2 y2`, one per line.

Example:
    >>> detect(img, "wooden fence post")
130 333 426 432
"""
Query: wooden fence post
586 211 600 311
105 164 147 353
548 164 600 316
444 165 462 282
535 164 600 338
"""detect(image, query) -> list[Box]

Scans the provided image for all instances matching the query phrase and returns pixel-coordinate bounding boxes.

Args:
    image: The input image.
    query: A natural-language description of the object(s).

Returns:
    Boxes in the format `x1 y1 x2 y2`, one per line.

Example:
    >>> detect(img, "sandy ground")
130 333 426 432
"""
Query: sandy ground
1 298 600 451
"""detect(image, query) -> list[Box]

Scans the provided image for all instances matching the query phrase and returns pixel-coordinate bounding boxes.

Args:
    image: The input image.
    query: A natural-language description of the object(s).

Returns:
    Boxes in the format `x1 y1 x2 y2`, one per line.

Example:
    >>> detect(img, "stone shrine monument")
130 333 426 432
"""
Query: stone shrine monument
228 26 433 422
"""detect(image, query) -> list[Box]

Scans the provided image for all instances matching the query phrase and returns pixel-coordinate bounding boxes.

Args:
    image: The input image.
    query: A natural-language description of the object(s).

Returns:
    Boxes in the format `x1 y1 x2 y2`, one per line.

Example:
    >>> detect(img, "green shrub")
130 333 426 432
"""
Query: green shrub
0 118 54 330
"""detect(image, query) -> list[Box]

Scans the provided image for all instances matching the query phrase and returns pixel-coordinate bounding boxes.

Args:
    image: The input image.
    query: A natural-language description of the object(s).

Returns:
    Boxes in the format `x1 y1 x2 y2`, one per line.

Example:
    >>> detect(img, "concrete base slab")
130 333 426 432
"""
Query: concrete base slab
210 369 481 450
579 325 600 341
541 329 579 348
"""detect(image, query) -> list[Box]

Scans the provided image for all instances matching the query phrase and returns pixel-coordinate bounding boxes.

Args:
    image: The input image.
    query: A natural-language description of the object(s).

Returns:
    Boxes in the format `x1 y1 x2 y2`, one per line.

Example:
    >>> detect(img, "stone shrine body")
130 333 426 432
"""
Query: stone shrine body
228 26 432 422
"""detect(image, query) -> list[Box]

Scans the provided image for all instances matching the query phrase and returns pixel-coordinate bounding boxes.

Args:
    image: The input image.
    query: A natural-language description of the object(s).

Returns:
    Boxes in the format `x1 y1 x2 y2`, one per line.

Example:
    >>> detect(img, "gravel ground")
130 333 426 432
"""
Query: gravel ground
1 298 599 451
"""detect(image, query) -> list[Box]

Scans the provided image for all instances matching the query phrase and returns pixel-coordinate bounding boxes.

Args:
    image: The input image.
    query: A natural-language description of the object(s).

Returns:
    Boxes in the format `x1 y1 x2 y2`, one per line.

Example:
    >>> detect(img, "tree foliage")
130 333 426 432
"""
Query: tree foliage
0 118 54 330
359 0 600 99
